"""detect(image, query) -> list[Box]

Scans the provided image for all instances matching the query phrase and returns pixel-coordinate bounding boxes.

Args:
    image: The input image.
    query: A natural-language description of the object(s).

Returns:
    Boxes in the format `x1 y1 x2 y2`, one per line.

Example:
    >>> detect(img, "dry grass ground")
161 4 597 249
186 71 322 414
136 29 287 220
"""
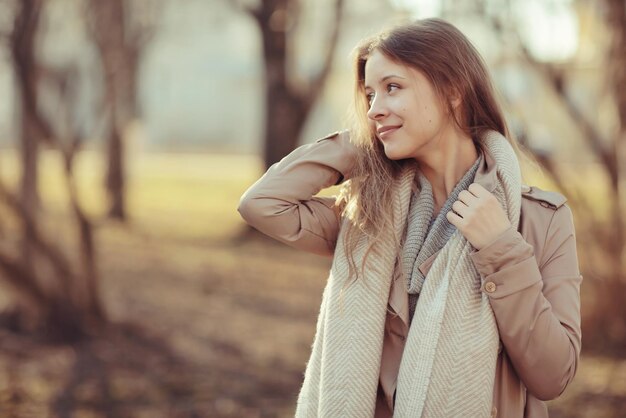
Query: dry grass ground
0 150 624 417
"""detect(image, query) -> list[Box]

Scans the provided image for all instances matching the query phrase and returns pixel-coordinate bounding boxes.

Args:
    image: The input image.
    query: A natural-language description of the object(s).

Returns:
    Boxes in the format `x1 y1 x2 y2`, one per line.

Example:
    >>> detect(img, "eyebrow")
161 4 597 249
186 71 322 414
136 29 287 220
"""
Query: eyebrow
364 74 406 90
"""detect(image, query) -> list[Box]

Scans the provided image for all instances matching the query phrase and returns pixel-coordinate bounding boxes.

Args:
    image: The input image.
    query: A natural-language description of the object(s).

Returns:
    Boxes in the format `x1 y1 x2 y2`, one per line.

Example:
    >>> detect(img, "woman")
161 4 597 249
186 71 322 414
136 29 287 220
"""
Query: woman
238 18 581 418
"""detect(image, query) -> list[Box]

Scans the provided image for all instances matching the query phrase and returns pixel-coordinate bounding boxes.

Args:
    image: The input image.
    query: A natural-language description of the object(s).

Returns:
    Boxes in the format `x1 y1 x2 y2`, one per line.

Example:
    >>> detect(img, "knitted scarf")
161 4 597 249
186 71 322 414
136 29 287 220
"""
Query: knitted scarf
295 131 522 418
403 152 483 323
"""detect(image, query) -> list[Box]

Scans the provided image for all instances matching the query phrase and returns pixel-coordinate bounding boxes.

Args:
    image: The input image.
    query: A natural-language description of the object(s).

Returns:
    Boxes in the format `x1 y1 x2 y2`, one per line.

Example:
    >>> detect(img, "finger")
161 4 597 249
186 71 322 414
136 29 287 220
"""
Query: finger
452 200 468 217
446 209 463 227
468 182 488 197
458 189 478 205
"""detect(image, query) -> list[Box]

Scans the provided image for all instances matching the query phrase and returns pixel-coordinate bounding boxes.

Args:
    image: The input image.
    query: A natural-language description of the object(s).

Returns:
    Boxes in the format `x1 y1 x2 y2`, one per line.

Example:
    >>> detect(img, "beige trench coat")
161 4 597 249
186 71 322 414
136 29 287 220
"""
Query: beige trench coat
237 131 582 418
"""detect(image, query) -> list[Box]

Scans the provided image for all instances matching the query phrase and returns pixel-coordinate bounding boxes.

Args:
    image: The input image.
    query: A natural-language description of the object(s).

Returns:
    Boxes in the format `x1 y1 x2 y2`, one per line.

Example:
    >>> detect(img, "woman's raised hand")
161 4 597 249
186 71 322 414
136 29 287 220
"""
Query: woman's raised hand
446 183 512 250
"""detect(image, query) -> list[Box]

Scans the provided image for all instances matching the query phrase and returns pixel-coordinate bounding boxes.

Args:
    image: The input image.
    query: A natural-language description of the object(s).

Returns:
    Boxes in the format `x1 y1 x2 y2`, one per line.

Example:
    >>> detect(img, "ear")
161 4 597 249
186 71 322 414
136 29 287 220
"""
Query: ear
449 89 462 109
447 88 465 125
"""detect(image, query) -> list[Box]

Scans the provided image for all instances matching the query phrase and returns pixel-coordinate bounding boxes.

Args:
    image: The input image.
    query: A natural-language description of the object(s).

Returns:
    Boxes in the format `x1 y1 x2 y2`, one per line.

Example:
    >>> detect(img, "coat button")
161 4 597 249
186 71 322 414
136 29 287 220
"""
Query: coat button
484 282 497 293
491 406 498 417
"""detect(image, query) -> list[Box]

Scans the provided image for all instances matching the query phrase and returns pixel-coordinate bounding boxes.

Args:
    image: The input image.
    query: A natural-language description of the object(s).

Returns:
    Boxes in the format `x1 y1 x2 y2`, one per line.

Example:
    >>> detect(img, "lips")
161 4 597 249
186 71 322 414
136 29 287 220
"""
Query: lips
377 125 401 139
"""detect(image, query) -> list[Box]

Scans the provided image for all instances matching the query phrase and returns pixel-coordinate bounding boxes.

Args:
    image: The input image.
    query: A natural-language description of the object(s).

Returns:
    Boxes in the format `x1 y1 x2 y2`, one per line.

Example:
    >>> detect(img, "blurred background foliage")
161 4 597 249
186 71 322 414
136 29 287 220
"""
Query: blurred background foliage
0 0 625 417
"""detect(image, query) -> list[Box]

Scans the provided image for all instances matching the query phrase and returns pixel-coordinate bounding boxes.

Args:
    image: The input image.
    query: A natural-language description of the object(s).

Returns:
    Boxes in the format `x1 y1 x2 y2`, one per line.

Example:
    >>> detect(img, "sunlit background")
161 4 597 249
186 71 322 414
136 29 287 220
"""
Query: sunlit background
0 0 625 417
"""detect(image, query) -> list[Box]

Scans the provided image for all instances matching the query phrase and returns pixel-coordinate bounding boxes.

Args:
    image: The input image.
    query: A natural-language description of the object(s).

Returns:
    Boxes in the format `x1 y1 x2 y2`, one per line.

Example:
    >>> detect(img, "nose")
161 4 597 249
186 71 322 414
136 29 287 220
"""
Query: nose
367 95 387 121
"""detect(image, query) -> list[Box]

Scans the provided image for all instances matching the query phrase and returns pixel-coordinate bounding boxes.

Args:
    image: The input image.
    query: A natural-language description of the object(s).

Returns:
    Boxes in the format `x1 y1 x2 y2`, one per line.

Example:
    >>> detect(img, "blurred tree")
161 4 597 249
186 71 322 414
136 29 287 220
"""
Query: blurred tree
234 0 346 169
0 1 107 342
587 0 626 350
87 0 158 221
7 0 52 265
481 0 626 350
0 67 107 341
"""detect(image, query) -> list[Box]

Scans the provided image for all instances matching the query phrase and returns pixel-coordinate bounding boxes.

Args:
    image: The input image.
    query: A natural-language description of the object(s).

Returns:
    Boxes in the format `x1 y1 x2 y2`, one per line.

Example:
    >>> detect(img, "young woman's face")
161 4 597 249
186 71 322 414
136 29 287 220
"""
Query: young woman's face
364 49 454 161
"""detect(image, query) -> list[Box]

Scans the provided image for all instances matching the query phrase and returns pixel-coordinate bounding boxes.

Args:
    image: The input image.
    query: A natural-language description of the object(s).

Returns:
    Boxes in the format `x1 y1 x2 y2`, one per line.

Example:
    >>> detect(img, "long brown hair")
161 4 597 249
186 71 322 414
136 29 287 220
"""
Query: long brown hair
336 18 522 282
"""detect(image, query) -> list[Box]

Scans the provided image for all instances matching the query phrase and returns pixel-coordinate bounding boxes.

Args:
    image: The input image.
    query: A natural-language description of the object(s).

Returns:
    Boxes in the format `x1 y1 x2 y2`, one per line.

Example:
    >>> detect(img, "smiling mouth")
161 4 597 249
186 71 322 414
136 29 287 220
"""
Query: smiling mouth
378 126 401 139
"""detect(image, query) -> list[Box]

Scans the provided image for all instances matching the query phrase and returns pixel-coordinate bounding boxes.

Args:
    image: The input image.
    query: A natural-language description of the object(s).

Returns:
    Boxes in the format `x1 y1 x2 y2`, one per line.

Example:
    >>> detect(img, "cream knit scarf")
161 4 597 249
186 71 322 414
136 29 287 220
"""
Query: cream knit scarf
295 131 522 418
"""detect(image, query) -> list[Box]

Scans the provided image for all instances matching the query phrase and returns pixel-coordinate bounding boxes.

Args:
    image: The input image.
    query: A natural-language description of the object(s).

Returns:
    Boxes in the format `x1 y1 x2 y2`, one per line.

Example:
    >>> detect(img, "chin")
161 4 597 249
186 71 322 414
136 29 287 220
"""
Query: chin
383 146 407 161
385 154 402 161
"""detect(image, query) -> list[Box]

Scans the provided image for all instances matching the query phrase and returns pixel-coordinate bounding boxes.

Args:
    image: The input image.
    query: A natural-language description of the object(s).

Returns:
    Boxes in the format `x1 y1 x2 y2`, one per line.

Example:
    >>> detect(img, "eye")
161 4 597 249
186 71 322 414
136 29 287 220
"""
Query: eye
387 83 400 93
366 92 375 105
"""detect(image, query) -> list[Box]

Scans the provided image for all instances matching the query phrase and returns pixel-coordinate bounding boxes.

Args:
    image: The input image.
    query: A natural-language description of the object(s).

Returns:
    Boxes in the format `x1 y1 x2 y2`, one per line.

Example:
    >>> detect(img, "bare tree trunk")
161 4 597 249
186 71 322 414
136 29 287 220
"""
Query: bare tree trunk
598 0 626 345
0 179 104 342
606 0 626 273
49 65 108 336
261 14 308 168
88 0 152 221
10 0 47 265
0 63 109 341
18 119 38 265
1 1 108 342
105 125 126 219
11 0 43 206
89 0 128 220
102 49 138 220
19 120 38 224
241 0 345 169
63 149 106 328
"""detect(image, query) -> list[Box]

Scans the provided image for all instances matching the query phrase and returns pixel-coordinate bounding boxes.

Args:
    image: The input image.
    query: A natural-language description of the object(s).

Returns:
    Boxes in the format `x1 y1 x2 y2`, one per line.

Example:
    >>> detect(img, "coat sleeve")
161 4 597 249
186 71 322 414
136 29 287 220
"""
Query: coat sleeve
237 131 357 257
469 204 582 401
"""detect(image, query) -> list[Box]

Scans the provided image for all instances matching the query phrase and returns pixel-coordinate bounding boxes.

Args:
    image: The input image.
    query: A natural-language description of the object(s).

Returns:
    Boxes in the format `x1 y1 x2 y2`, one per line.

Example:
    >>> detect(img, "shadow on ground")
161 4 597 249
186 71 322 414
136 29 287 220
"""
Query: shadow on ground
0 320 300 418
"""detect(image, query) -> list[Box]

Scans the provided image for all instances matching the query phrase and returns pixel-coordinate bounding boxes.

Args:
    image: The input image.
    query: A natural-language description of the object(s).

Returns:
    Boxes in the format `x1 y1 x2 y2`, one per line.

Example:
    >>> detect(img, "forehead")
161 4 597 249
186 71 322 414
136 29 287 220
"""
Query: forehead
363 49 434 92
364 50 408 83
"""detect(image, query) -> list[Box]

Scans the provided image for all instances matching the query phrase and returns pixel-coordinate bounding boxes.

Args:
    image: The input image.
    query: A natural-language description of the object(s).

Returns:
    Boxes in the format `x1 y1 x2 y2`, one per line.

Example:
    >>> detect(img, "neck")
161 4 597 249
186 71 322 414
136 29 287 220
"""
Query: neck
416 127 478 203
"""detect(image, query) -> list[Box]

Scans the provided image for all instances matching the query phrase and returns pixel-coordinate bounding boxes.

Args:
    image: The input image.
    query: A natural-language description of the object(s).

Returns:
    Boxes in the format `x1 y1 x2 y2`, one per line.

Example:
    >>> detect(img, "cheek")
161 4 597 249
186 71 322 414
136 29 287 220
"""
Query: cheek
367 121 378 137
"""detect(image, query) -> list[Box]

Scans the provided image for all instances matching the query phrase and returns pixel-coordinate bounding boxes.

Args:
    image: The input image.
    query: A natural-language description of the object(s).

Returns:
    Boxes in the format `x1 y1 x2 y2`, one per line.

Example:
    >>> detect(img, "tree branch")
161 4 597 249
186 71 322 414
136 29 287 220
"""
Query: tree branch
484 10 618 188
229 0 262 22
0 181 74 294
518 42 618 188
10 0 54 145
0 249 49 307
531 150 600 227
